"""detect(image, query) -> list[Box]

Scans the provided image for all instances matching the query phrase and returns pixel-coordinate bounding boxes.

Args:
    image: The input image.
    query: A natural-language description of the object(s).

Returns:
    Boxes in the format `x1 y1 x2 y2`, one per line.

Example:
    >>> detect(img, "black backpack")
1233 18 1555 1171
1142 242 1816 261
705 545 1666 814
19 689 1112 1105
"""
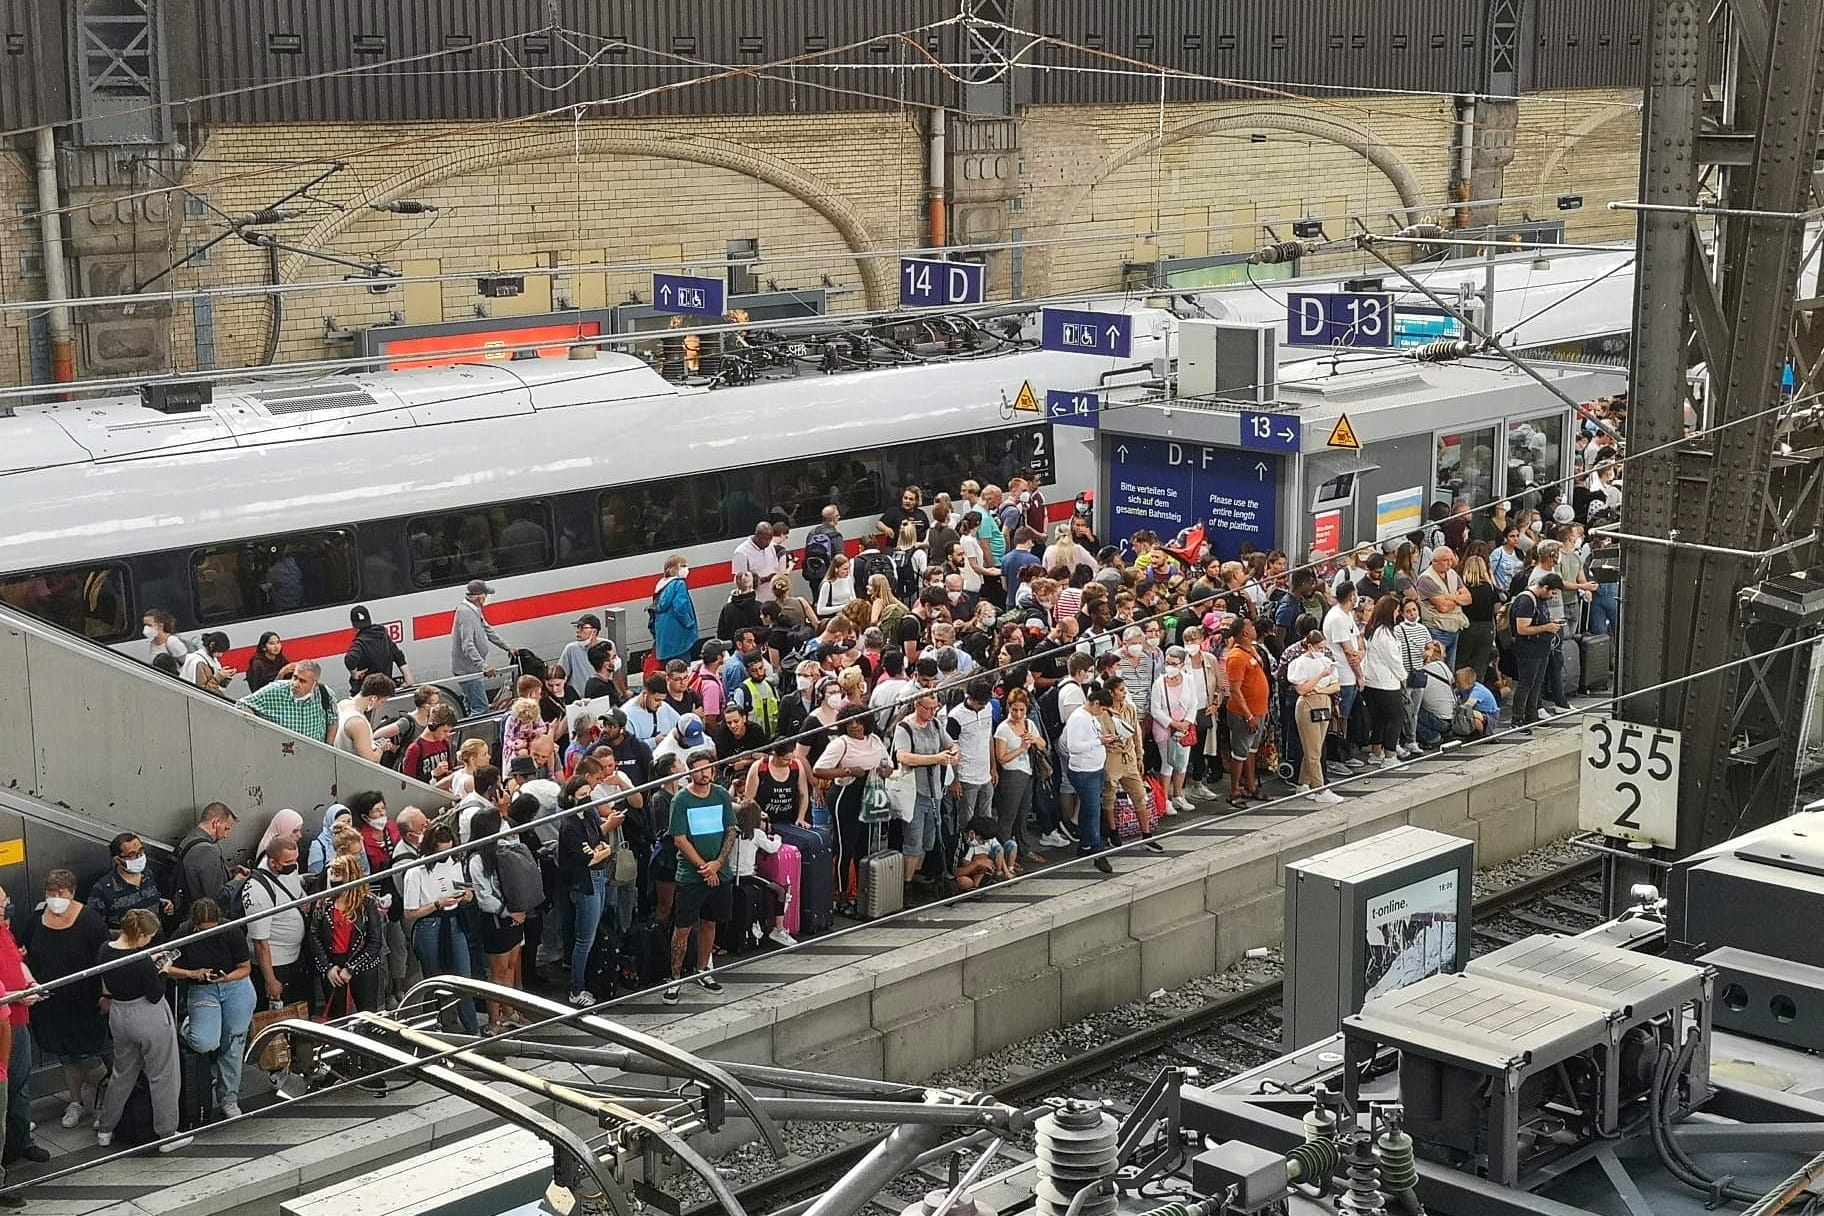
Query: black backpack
223 867 280 922
804 528 840 585
853 549 894 597
890 549 921 601
495 842 546 915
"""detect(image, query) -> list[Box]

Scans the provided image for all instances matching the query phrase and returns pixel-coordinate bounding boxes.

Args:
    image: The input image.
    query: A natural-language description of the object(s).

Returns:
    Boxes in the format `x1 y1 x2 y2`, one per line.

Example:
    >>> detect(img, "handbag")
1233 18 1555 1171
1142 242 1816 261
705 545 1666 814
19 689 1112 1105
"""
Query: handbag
1112 792 1141 840
862 773 892 823
1407 668 1429 689
1451 702 1479 738
251 1001 310 1073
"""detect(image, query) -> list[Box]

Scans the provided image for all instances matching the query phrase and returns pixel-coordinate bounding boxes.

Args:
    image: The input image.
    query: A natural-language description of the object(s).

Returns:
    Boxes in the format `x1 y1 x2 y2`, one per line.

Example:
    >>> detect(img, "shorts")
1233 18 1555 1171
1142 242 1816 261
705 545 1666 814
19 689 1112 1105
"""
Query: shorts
673 879 734 927
1227 710 1262 760
479 915 524 956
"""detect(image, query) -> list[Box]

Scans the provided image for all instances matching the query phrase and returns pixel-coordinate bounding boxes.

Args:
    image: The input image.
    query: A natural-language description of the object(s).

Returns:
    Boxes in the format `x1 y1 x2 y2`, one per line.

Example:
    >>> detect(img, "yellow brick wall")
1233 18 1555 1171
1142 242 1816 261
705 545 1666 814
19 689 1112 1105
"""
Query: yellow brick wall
0 152 38 386
0 88 1644 383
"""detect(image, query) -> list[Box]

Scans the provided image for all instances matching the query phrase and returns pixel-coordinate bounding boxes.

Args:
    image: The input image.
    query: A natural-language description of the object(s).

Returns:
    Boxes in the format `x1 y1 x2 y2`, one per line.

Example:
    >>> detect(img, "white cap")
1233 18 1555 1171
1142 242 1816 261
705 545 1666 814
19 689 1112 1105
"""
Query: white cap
1553 504 1576 525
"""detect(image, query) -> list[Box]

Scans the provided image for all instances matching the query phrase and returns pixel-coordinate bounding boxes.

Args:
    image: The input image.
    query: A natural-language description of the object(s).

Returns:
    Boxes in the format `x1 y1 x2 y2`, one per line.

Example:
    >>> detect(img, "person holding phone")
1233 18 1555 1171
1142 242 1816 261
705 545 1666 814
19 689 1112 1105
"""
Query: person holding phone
95 909 190 1151
167 899 255 1119
557 776 623 1009
402 826 477 1034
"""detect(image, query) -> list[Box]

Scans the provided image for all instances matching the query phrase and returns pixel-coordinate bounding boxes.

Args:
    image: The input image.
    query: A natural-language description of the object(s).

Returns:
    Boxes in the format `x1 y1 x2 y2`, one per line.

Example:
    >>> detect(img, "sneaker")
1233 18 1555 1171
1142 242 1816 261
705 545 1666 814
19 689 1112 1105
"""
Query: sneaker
1344 756 1369 770
1313 789 1345 805
1188 782 1216 800
1553 703 1573 713
1142 836 1166 853
1396 745 1416 759
1378 756 1399 770
662 984 682 1005
1059 821 1079 840
6 1145 48 1165
1325 763 1353 780
767 927 797 947
566 990 594 1009
220 1102 242 1120
158 1136 194 1154
95 1131 112 1148
1295 783 1314 796
695 973 723 994
1093 856 1114 874
60 1101 85 1130
1172 796 1194 812
1040 830 1071 849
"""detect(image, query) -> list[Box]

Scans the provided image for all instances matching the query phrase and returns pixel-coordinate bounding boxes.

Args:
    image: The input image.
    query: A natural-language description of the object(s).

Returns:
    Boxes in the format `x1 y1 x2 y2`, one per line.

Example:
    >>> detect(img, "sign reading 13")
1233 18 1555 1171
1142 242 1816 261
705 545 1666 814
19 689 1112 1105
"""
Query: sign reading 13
1577 715 1680 850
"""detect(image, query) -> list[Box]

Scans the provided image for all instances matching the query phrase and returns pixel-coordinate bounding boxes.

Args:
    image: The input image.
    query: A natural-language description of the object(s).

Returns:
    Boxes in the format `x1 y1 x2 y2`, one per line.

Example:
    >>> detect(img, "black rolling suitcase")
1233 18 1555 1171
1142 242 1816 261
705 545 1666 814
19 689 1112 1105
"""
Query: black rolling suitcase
772 823 834 933
111 1074 157 1146
177 1043 214 1131
719 880 760 955
1578 633 1614 694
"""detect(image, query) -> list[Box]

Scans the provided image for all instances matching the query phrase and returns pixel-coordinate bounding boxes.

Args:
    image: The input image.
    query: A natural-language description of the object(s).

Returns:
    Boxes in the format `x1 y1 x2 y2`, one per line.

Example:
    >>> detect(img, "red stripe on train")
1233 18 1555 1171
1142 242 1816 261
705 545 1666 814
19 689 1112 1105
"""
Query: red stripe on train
221 499 1079 667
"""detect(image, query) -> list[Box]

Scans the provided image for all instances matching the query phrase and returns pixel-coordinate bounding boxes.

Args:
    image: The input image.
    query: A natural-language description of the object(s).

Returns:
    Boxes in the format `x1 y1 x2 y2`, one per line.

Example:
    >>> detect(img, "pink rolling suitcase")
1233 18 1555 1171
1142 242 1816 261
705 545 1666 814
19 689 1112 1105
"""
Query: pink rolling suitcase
756 842 803 936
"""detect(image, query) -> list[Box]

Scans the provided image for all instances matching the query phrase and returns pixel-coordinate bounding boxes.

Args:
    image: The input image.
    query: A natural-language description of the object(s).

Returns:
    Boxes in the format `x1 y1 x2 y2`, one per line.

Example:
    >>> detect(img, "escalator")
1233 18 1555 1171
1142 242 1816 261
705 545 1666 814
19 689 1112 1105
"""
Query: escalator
0 602 450 897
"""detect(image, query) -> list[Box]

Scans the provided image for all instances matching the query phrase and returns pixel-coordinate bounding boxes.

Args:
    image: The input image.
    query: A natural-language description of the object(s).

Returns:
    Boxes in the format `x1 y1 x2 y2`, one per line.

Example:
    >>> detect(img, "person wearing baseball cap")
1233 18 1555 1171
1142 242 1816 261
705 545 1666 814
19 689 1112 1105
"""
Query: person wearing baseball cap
559 614 605 690
450 579 510 717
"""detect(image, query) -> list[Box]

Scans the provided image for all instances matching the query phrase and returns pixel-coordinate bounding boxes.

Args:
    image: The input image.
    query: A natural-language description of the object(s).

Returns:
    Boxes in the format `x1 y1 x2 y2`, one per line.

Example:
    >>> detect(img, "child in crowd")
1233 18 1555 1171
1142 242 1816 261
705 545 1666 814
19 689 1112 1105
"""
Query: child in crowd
729 801 796 948
954 816 1019 891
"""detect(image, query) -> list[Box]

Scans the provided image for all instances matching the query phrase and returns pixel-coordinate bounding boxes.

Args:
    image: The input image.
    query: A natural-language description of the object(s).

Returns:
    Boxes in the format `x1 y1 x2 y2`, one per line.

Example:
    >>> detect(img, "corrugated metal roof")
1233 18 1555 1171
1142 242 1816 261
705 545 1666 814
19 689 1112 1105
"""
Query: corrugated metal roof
1532 0 1647 92
0 0 68 132
1025 0 1485 104
192 0 954 123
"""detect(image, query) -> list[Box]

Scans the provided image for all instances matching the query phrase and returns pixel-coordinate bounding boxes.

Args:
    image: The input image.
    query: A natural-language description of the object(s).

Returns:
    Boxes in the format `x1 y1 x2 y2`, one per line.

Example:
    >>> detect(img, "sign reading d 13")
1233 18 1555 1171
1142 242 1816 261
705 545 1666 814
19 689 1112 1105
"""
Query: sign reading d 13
1106 436 1278 558
1287 291 1395 349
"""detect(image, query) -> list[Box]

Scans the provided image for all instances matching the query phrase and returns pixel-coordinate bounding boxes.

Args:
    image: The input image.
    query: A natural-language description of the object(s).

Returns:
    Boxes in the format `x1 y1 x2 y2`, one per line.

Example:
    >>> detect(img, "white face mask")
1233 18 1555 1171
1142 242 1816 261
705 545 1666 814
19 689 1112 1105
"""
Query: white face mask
367 815 387 831
824 692 844 709
677 565 690 578
123 856 147 875
949 591 964 603
143 625 159 640
796 676 813 691
1126 643 1143 657
44 896 71 916
1018 491 1031 504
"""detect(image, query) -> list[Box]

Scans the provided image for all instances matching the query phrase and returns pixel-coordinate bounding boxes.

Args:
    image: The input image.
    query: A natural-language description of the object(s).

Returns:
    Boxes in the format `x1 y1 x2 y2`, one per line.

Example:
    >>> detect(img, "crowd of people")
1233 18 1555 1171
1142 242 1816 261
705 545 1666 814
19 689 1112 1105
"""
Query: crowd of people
46 447 1619 1163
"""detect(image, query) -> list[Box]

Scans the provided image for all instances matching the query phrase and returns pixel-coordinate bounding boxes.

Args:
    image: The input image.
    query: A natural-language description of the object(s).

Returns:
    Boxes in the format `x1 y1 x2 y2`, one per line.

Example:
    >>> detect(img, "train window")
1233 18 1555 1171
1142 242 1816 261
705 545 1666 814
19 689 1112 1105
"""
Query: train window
406 503 555 588
600 482 693 559
767 453 883 530
713 469 767 540
190 532 358 623
0 563 133 643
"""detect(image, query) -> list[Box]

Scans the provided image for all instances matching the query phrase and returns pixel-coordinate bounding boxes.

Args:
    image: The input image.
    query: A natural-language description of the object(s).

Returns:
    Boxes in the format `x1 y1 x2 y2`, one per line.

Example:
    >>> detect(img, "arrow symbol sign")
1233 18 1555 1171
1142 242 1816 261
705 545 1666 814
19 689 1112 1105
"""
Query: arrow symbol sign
1279 428 1295 442
1255 461 1269 480
1105 324 1121 346
1116 444 1130 462
659 284 672 304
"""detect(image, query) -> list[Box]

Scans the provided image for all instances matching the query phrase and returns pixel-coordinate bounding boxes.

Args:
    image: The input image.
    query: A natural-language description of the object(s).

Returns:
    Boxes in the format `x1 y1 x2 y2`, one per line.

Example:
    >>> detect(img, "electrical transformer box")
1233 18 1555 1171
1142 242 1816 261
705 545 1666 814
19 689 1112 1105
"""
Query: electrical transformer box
1283 826 1475 1051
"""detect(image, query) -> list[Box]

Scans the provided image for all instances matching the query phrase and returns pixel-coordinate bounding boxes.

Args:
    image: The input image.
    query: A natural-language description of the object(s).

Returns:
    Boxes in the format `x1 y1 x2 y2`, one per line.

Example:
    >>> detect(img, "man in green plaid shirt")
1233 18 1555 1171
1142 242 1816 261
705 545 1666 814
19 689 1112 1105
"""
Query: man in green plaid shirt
237 659 335 745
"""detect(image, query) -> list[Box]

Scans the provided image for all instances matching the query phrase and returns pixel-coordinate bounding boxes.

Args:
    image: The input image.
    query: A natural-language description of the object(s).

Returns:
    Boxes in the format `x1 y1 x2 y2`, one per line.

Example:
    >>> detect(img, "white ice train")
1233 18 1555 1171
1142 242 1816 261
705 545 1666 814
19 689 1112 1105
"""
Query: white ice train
0 313 1165 679
0 248 1641 680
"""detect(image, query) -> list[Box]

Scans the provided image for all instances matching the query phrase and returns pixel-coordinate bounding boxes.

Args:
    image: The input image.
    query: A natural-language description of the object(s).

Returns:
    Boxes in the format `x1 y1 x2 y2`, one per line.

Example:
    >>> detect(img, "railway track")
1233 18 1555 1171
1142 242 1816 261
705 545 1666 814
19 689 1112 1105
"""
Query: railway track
695 854 1606 1216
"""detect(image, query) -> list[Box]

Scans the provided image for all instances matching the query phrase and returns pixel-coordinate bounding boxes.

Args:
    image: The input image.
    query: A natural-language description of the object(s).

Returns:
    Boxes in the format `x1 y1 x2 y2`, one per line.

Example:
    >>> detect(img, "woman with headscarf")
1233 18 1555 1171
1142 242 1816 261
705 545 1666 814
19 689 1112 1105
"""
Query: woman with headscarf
254 809 305 865
307 805 353 877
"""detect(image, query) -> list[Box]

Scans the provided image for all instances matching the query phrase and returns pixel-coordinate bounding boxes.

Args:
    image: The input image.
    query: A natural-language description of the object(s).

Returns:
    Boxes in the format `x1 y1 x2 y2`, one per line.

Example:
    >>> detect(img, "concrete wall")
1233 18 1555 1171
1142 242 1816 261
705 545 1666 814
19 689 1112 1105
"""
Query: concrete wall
0 607 449 884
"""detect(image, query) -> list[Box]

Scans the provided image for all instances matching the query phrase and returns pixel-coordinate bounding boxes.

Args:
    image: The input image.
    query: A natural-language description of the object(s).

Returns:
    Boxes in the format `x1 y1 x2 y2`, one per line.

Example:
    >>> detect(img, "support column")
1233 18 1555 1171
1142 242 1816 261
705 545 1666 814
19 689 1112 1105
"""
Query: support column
31 126 75 386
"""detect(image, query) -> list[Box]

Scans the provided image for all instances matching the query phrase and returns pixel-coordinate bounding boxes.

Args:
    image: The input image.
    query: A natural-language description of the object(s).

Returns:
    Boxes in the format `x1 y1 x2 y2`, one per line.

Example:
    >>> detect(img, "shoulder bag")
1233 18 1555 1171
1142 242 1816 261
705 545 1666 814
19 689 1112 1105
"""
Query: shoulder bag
882 726 919 821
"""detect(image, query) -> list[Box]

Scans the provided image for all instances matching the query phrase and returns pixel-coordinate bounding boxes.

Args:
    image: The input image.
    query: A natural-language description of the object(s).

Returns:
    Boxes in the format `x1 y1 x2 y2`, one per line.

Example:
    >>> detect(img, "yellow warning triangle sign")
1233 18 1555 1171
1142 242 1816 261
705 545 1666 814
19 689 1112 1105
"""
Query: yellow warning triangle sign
1326 413 1362 451
1012 380 1041 414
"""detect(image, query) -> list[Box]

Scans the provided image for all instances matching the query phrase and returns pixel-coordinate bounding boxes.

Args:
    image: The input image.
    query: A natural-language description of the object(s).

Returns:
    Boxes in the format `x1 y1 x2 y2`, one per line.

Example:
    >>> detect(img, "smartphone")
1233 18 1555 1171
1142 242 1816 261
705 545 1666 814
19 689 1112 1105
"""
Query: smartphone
450 882 472 892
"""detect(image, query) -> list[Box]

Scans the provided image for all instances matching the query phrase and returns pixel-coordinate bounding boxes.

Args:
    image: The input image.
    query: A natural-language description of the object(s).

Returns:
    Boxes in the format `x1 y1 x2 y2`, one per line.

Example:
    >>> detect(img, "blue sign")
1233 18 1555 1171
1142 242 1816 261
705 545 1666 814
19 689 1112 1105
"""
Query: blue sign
1239 410 1300 454
1107 436 1279 559
652 273 726 316
1392 305 1463 349
900 258 985 308
1042 309 1133 358
1047 389 1100 429
1287 291 1395 349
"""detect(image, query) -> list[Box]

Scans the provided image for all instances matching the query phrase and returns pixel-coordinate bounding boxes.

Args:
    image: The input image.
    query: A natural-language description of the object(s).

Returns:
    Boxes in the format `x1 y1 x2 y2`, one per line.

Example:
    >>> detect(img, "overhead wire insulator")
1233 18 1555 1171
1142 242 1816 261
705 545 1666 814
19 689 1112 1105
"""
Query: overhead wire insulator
1412 339 1474 363
1253 241 1308 265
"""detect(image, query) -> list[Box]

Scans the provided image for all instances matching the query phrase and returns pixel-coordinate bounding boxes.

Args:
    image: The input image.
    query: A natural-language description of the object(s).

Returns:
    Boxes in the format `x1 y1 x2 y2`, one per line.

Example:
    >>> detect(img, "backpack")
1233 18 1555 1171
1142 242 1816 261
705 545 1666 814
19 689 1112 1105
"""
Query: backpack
889 549 921 601
494 841 545 915
804 528 840 585
168 835 208 919
223 868 281 922
854 549 894 597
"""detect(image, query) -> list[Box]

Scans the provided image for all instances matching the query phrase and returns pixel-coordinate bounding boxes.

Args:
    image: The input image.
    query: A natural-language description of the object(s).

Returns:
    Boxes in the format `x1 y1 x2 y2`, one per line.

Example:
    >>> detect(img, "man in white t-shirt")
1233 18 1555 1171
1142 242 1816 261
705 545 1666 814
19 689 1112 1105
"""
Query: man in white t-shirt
1321 582 1366 769
946 678 997 829
1042 653 1095 849
244 837 308 1008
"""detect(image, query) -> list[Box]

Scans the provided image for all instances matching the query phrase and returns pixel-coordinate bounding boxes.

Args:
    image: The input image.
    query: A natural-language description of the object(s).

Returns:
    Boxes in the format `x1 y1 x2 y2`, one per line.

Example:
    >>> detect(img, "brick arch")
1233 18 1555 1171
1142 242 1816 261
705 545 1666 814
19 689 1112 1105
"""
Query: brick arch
271 126 891 343
1532 102 1638 194
1047 108 1429 246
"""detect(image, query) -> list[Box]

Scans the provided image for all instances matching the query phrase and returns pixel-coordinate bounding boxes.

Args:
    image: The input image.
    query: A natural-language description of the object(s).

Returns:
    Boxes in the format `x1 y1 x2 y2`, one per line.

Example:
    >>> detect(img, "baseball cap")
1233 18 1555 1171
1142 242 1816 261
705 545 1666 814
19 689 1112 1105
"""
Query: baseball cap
350 605 372 627
677 713 707 749
743 650 768 670
599 707 628 730
466 579 494 596
573 613 602 631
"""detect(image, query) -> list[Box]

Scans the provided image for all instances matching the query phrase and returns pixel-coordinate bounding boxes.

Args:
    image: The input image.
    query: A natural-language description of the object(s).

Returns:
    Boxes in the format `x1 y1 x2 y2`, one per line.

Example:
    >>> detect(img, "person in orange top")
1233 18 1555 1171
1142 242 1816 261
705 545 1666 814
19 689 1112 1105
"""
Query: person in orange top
1223 616 1271 808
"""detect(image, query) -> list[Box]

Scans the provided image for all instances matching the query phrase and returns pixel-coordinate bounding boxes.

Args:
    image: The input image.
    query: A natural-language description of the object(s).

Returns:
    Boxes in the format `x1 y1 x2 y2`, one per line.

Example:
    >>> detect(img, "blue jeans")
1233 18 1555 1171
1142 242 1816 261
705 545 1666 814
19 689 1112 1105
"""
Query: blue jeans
1066 768 1106 853
182 978 257 1110
412 915 479 1034
457 676 489 717
5 1023 31 1152
1416 708 1451 746
1589 586 1618 638
569 871 607 990
1429 628 1459 669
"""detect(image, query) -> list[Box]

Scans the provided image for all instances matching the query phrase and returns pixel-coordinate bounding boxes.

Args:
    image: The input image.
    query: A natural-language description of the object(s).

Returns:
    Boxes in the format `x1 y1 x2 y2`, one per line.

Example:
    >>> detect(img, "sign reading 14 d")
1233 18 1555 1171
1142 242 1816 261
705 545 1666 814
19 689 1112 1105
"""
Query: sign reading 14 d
900 258 985 308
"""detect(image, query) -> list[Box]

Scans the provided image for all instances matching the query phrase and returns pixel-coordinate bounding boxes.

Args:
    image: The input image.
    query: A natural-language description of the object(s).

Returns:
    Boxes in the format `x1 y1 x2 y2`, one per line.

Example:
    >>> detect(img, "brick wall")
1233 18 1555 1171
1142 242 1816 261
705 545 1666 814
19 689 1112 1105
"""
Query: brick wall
0 88 1643 382
0 150 38 386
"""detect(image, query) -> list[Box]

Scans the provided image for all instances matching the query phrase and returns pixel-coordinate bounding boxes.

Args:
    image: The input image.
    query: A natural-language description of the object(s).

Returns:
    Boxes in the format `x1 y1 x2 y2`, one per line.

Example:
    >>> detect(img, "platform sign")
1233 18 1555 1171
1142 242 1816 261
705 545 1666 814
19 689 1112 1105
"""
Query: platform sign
652 273 725 316
1374 485 1424 541
1288 291 1395 348
1107 436 1278 557
1047 389 1100 429
1579 717 1680 849
1043 309 1133 358
1240 410 1300 453
900 257 985 308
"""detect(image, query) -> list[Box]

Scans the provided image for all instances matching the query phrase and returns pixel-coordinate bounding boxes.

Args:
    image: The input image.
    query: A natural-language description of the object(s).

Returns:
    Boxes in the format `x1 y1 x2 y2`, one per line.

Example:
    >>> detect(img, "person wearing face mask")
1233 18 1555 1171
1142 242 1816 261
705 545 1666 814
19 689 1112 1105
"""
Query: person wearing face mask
95 909 190 1152
776 660 825 741
20 870 108 1135
244 836 308 1008
87 832 172 934
143 608 187 665
651 553 701 666
1151 647 1199 812
401 825 479 1034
